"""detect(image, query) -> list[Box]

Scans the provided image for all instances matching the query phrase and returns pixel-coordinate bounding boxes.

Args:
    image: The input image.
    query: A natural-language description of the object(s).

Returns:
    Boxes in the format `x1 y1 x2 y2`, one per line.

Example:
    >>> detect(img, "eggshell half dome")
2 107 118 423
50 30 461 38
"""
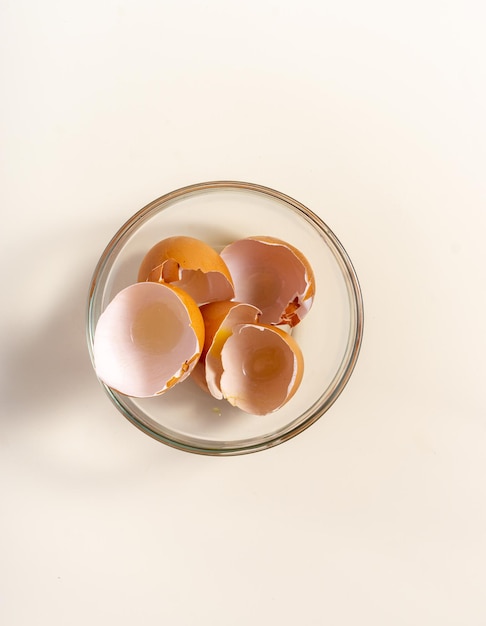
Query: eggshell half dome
138 236 234 305
219 323 304 415
93 281 204 397
220 236 315 326
192 300 261 399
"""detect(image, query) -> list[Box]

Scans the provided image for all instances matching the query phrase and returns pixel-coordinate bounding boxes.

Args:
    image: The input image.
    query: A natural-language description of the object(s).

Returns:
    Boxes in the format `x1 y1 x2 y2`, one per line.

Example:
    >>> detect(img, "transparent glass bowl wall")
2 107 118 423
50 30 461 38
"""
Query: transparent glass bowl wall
86 181 364 455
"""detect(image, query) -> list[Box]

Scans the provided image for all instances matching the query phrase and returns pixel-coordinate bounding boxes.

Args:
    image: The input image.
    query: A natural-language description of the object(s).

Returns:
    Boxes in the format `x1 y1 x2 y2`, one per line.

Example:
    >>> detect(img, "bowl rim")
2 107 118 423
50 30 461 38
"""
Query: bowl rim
86 180 364 455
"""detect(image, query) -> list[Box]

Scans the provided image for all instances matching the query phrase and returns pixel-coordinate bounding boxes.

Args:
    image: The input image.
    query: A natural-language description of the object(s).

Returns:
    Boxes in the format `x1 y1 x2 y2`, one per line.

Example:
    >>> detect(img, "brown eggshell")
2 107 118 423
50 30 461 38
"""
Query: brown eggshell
138 235 234 305
219 323 304 415
93 282 204 398
220 236 315 326
192 300 261 399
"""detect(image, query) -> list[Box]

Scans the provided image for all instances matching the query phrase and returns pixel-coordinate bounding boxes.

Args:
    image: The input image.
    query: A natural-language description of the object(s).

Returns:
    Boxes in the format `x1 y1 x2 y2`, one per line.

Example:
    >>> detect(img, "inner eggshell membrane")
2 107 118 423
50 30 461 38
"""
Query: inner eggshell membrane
93 281 204 397
220 236 315 326
219 323 304 415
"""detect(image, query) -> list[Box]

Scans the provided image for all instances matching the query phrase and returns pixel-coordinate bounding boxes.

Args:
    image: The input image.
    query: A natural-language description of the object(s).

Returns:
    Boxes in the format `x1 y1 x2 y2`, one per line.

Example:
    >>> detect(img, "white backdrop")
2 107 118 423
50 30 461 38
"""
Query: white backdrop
1 1 485 624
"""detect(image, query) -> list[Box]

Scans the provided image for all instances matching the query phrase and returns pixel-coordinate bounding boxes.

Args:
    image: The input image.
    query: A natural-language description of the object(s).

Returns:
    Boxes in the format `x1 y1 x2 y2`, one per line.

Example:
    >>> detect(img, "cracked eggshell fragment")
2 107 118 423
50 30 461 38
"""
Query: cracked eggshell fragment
219 323 304 415
191 300 261 399
137 235 234 305
220 236 315 326
93 281 204 398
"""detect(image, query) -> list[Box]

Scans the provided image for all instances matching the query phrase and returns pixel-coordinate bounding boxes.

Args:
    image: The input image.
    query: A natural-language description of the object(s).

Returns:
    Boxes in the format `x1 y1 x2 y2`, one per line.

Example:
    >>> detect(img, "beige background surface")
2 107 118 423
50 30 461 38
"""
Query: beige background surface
1 1 485 624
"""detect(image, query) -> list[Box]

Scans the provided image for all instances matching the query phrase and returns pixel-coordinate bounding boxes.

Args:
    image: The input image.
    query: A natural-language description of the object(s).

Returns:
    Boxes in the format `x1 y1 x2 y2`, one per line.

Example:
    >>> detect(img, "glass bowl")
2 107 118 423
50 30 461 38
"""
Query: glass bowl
86 181 364 455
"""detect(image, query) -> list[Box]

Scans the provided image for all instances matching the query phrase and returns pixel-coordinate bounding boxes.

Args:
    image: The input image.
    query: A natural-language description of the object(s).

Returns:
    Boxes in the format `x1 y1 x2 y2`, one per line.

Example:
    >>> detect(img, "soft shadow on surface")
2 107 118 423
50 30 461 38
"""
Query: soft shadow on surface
1 225 182 484
3 265 96 417
2 224 111 421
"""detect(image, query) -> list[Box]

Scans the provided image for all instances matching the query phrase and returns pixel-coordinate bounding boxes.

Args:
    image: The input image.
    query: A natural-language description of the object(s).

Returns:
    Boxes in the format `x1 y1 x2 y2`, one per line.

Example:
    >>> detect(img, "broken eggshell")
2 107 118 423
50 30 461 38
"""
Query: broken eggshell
93 281 204 398
219 323 304 415
220 236 315 326
138 235 234 305
191 300 262 399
